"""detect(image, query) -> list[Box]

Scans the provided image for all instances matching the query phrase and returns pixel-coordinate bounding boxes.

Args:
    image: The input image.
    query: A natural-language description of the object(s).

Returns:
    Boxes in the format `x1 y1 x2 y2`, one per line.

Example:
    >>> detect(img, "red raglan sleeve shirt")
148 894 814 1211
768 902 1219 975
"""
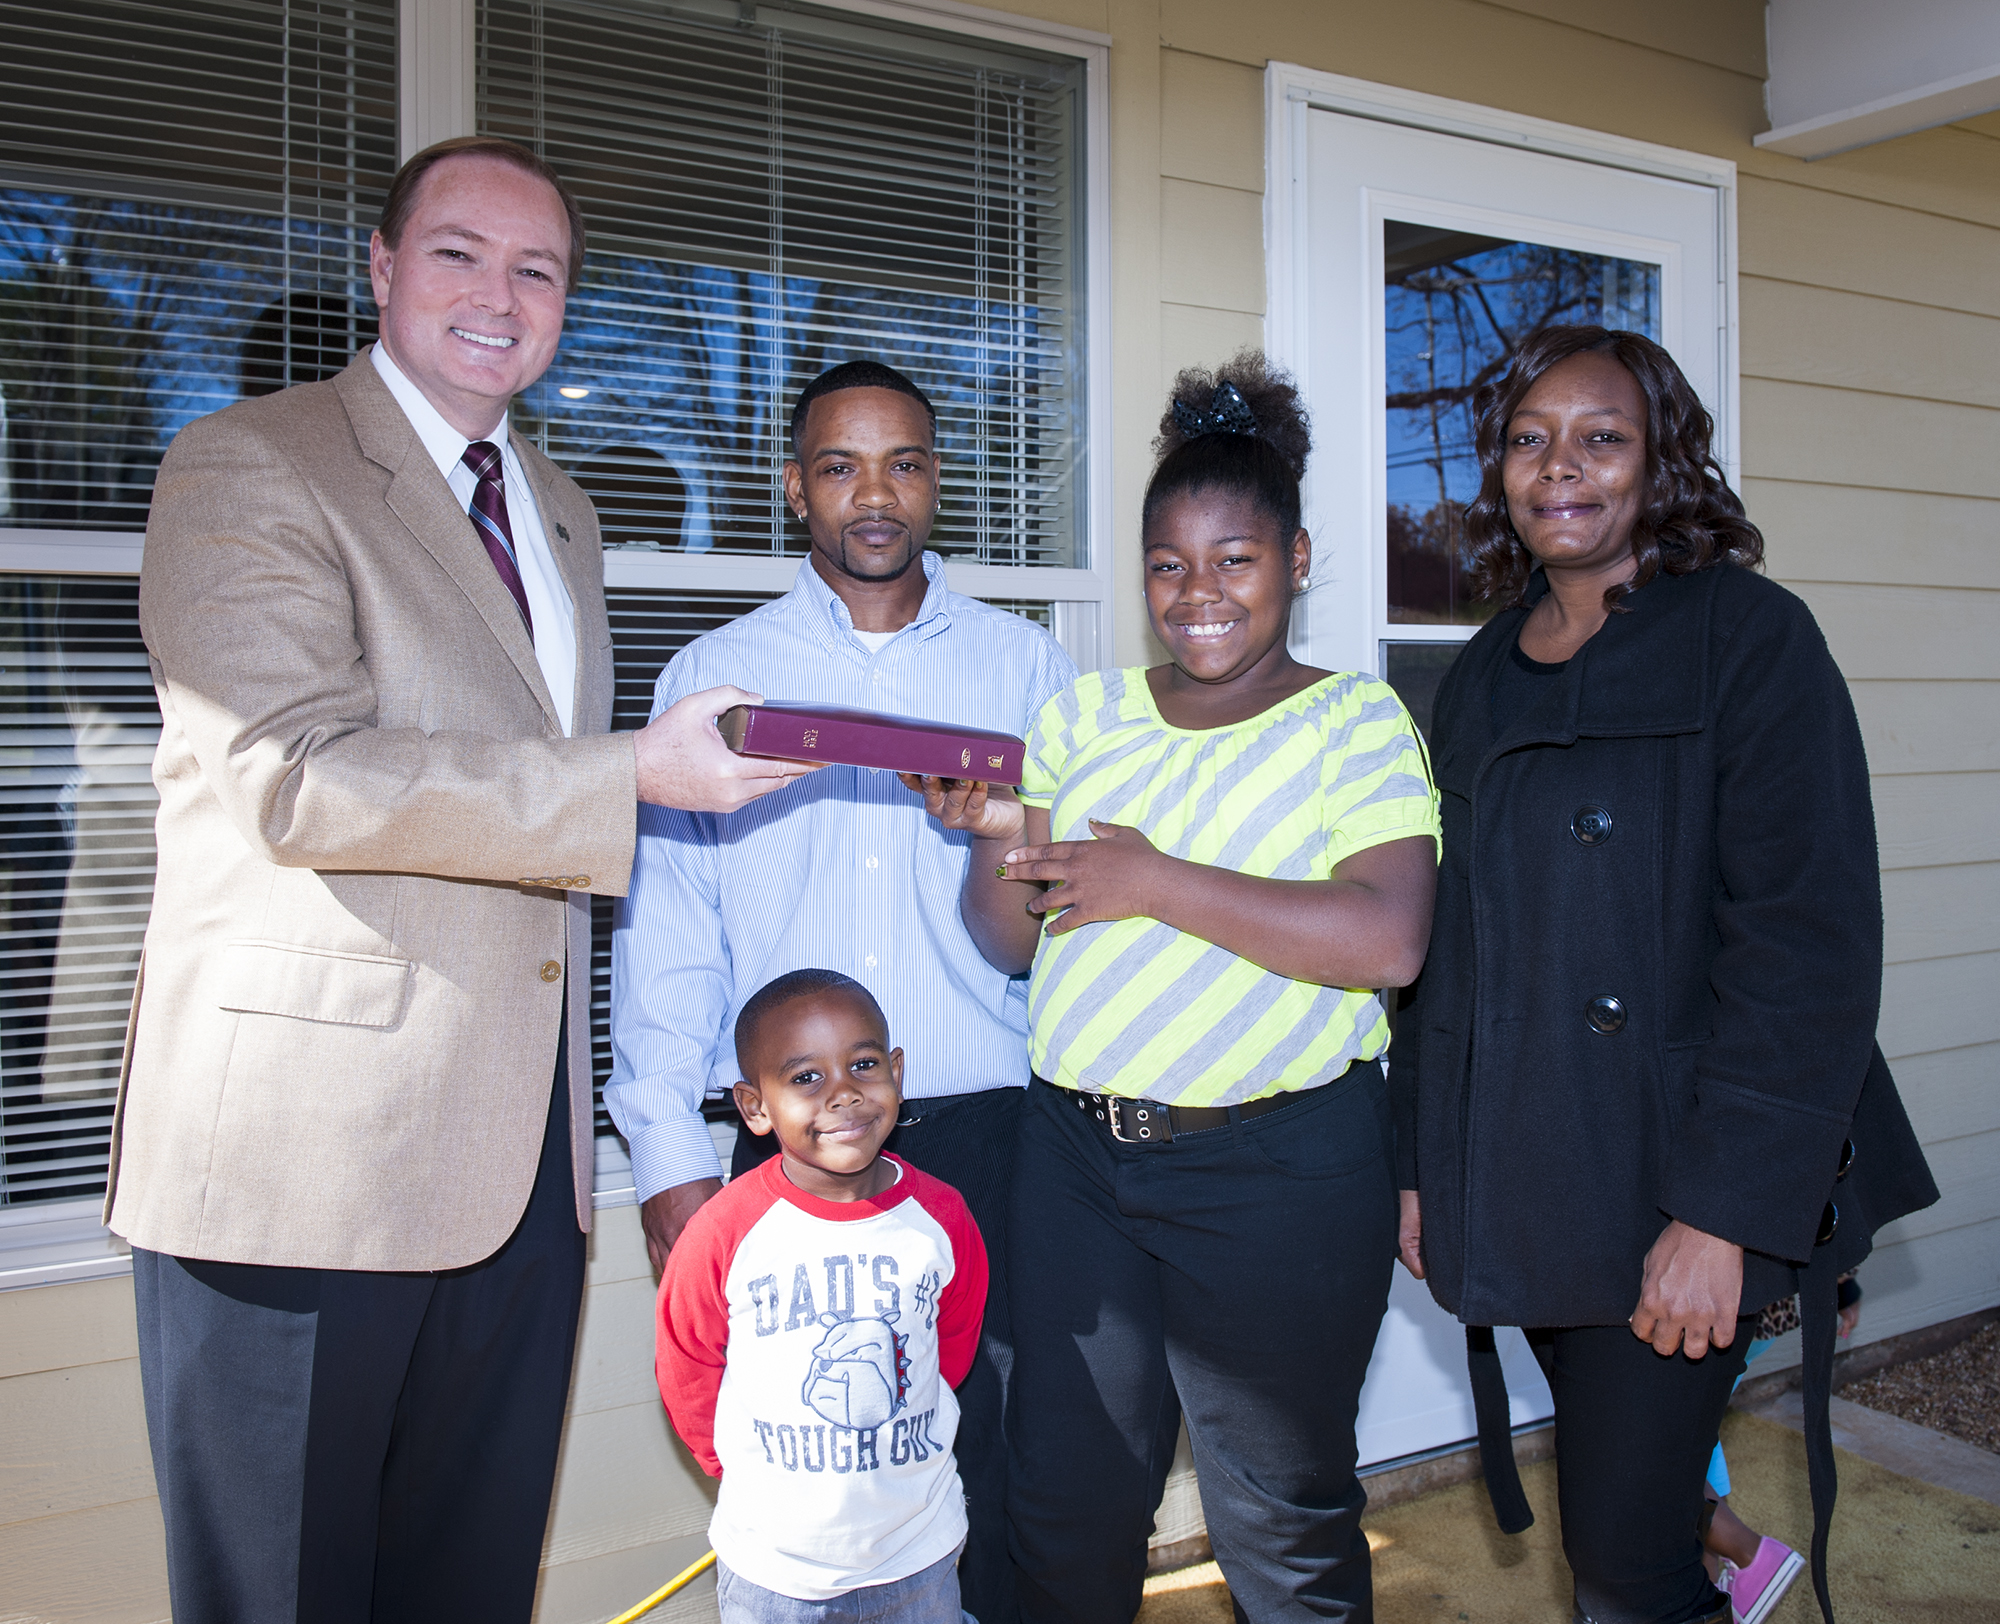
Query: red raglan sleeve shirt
654 1154 987 1601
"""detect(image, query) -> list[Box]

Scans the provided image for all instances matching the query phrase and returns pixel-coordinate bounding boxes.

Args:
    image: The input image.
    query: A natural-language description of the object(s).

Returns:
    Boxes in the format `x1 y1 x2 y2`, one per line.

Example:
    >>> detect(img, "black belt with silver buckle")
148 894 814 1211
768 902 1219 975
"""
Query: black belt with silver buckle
1053 1080 1308 1144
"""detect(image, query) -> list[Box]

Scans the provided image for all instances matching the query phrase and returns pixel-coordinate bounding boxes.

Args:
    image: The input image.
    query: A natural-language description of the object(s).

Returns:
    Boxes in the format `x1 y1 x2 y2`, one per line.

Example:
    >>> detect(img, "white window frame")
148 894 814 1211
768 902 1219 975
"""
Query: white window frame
1262 63 1739 677
413 0 1117 665
0 0 1110 1289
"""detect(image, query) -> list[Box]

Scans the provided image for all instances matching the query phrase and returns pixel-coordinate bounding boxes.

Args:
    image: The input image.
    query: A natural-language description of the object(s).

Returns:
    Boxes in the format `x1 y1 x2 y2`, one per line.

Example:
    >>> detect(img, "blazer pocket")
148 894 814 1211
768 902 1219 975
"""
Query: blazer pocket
217 939 413 1028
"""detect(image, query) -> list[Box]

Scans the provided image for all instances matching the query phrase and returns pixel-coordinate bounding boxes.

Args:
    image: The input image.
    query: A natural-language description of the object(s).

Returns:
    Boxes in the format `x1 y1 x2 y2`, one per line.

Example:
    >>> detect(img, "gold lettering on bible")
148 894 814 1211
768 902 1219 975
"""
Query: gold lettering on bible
802 729 819 749
961 748 972 769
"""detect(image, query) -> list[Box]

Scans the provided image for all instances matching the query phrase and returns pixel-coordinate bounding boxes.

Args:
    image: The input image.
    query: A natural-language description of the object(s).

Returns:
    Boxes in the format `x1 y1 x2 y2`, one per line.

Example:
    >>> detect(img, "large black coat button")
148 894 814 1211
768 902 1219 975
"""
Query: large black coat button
1836 1138 1855 1180
1572 805 1613 846
1816 1202 1839 1245
1586 996 1626 1034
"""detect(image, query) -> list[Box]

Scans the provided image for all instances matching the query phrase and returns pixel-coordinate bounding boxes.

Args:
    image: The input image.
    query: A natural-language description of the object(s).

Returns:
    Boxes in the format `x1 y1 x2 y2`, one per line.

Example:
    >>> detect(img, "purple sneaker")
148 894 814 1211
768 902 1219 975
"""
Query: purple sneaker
1727 1536 1804 1624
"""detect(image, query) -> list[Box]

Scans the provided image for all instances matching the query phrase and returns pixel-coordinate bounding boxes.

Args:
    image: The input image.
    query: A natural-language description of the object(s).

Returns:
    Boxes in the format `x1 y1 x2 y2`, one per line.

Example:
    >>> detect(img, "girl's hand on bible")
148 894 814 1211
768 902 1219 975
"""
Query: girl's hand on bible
897 774 1026 846
1001 820 1171 935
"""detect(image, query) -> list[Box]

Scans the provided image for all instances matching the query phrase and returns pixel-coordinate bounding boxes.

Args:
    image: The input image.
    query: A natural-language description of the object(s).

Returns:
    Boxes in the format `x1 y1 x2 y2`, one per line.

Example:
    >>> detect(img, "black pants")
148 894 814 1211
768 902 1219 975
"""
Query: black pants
1528 1322 1752 1624
133 1052 586 1624
735 1084 1023 1624
1006 1069 1397 1624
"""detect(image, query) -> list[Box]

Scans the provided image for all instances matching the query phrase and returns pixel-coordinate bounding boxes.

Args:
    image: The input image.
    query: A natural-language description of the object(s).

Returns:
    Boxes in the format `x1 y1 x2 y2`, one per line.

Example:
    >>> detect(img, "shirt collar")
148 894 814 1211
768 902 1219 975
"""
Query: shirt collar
790 549 954 649
369 342 510 481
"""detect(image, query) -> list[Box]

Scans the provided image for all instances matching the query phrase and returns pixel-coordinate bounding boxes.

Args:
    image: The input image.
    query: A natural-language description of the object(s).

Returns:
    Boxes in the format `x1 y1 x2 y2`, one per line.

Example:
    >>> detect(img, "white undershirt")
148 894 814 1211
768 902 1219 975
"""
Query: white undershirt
850 627 898 654
369 344 576 736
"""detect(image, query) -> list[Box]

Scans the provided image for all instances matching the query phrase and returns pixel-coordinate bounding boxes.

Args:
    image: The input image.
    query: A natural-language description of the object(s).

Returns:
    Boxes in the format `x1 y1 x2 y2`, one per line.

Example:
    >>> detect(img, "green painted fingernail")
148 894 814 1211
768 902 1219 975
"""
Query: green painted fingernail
995 864 1007 878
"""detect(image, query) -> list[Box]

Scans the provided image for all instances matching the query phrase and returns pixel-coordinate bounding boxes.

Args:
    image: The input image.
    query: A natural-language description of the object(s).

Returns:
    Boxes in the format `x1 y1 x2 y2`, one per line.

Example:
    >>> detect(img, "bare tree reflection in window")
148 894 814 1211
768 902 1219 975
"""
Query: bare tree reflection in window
573 446 689 551
1383 224 1660 627
240 290 376 397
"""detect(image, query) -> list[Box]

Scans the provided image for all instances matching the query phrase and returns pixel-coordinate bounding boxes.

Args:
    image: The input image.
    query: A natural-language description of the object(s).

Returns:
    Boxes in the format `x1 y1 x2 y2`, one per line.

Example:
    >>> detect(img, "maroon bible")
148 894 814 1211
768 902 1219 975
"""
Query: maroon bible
717 702 1027 783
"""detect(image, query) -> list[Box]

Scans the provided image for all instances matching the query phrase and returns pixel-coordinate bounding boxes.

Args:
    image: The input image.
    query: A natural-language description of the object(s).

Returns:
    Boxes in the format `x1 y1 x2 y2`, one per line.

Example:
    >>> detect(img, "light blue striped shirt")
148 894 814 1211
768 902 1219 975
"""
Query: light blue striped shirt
607 552 1077 1200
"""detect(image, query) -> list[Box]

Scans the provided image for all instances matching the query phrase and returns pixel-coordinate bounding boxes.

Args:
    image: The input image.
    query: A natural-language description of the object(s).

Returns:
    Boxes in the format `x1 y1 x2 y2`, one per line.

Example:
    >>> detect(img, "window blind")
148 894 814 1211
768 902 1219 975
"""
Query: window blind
0 577 158 1206
0 0 396 530
479 0 1087 570
585 586 778 1167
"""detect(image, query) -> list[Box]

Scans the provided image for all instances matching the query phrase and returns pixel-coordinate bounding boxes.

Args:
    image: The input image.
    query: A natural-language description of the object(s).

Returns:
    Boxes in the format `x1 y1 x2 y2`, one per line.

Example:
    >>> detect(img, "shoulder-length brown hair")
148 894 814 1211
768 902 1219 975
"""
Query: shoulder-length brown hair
1464 325 1763 610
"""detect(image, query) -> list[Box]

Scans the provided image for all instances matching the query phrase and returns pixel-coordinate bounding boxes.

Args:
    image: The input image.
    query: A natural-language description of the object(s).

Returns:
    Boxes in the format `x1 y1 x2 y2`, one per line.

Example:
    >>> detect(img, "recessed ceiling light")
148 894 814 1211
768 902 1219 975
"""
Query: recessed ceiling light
558 386 590 399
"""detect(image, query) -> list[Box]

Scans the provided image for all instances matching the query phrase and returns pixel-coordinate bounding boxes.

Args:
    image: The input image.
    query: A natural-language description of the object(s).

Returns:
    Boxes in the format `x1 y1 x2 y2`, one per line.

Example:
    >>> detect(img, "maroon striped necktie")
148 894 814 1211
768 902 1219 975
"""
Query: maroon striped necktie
461 440 534 637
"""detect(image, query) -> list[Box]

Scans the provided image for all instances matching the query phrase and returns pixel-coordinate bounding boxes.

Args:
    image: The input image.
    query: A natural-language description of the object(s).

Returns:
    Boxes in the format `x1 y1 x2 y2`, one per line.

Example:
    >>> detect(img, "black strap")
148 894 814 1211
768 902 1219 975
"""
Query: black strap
1466 1325 1534 1534
1799 1250 1840 1622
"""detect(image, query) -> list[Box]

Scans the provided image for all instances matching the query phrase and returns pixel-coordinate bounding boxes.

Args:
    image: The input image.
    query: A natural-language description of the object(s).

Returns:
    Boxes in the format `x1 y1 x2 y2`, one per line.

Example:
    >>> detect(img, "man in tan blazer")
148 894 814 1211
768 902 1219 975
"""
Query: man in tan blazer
109 137 809 1623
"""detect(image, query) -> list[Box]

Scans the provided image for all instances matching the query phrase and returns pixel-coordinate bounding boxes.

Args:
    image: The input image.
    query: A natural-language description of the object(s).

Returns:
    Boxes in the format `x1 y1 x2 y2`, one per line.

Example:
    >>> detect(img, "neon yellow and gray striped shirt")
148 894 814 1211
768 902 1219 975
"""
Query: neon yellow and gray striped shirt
1018 668 1440 1106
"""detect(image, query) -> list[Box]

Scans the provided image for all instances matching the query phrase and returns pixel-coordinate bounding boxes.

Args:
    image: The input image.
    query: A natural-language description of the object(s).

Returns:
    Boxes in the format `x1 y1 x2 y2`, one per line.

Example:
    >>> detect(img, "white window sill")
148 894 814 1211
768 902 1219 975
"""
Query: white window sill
0 1126 739 1284
0 1197 132 1291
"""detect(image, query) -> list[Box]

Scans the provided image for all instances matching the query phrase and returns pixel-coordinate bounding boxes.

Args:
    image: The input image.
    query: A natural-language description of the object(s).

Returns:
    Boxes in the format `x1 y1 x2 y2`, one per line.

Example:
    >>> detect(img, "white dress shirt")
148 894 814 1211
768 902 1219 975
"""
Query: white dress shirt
369 343 576 735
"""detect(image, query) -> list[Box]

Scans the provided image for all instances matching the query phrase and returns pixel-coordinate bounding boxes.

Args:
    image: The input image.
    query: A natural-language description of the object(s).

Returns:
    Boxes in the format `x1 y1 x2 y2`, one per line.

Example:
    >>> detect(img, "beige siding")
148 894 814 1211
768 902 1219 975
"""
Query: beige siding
531 1206 719 1620
5 5 1996 1621
0 1278 163 1622
1738 119 2000 1349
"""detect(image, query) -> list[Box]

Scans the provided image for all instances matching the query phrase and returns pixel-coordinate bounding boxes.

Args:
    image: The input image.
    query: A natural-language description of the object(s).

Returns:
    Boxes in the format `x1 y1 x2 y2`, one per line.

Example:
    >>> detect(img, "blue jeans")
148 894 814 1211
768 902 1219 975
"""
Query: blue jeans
716 1549 966 1624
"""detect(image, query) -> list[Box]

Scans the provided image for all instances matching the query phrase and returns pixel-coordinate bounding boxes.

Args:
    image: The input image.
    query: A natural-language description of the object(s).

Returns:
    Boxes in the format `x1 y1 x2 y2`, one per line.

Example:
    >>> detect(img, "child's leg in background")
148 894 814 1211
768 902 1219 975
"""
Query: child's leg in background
1702 1337 1777 1572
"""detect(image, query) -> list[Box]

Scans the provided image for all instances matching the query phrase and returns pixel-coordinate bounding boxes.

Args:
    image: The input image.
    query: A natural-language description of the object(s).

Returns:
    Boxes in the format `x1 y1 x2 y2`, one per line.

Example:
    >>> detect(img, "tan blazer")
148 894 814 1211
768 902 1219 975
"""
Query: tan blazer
105 351 637 1272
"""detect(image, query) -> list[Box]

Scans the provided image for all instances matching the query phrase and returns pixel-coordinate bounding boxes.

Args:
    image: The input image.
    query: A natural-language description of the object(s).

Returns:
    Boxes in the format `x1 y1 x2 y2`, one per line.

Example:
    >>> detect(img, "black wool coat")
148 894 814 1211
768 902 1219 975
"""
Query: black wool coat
1392 563 1937 1330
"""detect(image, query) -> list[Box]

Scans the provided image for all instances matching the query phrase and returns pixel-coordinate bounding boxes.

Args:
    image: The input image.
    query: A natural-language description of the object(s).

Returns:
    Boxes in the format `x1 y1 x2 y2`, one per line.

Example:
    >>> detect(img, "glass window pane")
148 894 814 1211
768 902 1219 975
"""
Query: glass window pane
481 0 1087 568
0 576 159 1207
1380 640 1460 742
1383 221 1660 627
0 1 397 530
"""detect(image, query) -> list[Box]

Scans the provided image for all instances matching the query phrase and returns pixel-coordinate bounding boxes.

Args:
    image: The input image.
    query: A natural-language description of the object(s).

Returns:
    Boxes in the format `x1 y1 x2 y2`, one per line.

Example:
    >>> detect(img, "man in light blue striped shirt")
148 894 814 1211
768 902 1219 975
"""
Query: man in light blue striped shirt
608 361 1075 1624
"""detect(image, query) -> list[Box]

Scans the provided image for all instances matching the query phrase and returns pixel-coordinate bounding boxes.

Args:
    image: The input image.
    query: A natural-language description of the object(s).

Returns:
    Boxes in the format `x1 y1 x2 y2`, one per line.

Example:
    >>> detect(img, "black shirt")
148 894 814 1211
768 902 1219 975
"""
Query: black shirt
1490 635 1569 735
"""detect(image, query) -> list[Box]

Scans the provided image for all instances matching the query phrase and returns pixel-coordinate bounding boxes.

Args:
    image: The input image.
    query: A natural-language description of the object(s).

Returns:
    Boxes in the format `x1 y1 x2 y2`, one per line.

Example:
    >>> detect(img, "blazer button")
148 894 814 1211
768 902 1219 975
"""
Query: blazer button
1586 995 1626 1034
539 960 563 983
1571 805 1613 846
574 874 591 888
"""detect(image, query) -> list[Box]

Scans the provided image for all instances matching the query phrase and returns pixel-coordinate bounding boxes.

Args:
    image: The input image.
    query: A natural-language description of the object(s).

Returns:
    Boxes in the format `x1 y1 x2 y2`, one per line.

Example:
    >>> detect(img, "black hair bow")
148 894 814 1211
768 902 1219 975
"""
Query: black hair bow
1171 381 1259 440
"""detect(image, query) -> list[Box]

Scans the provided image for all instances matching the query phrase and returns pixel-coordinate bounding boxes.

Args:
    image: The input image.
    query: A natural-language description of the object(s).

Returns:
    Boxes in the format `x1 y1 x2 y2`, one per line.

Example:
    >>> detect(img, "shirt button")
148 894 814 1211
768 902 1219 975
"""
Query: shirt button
865 955 878 969
539 960 563 983
866 856 879 869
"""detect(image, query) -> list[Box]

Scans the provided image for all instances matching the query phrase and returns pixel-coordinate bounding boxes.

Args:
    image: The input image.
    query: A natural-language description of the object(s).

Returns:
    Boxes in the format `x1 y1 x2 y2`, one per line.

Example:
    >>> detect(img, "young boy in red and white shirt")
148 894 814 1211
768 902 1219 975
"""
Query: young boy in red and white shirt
656 969 987 1623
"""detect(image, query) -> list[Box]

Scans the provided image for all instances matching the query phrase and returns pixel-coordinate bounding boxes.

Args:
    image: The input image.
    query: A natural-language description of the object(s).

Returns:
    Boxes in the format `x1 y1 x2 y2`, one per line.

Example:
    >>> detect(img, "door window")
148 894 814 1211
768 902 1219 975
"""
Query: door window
1294 108 1723 740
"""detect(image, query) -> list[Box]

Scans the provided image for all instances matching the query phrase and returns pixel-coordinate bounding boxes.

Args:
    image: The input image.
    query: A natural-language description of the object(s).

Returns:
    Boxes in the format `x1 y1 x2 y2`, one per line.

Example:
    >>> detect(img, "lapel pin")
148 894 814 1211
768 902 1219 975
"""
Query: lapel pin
555 523 570 542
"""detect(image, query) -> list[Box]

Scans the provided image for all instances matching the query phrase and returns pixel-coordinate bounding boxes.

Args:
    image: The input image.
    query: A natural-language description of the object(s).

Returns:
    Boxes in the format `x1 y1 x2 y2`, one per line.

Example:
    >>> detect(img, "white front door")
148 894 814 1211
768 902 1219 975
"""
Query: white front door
1267 69 1739 1468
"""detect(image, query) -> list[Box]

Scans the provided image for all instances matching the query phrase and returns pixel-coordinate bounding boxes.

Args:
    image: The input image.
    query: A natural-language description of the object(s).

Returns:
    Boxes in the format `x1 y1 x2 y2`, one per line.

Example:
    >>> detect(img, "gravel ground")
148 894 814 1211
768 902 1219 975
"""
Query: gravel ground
1842 1320 2000 1455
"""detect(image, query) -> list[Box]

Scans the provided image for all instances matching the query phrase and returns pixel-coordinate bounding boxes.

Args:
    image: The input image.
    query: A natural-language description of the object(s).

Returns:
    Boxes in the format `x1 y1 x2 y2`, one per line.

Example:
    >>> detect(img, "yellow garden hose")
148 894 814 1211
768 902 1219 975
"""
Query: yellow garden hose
601 1548 718 1624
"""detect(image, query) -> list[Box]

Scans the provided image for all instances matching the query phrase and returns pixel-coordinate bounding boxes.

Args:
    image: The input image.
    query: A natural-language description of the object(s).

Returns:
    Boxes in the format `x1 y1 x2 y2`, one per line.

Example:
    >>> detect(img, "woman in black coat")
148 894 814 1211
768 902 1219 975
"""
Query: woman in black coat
1392 326 1936 1624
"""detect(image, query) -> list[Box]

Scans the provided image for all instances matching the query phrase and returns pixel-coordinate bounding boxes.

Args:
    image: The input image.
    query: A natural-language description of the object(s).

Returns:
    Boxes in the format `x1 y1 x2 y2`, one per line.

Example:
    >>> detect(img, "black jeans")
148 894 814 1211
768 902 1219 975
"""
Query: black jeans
133 1050 585 1624
736 1084 1023 1624
1528 1323 1752 1624
1006 1068 1397 1624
